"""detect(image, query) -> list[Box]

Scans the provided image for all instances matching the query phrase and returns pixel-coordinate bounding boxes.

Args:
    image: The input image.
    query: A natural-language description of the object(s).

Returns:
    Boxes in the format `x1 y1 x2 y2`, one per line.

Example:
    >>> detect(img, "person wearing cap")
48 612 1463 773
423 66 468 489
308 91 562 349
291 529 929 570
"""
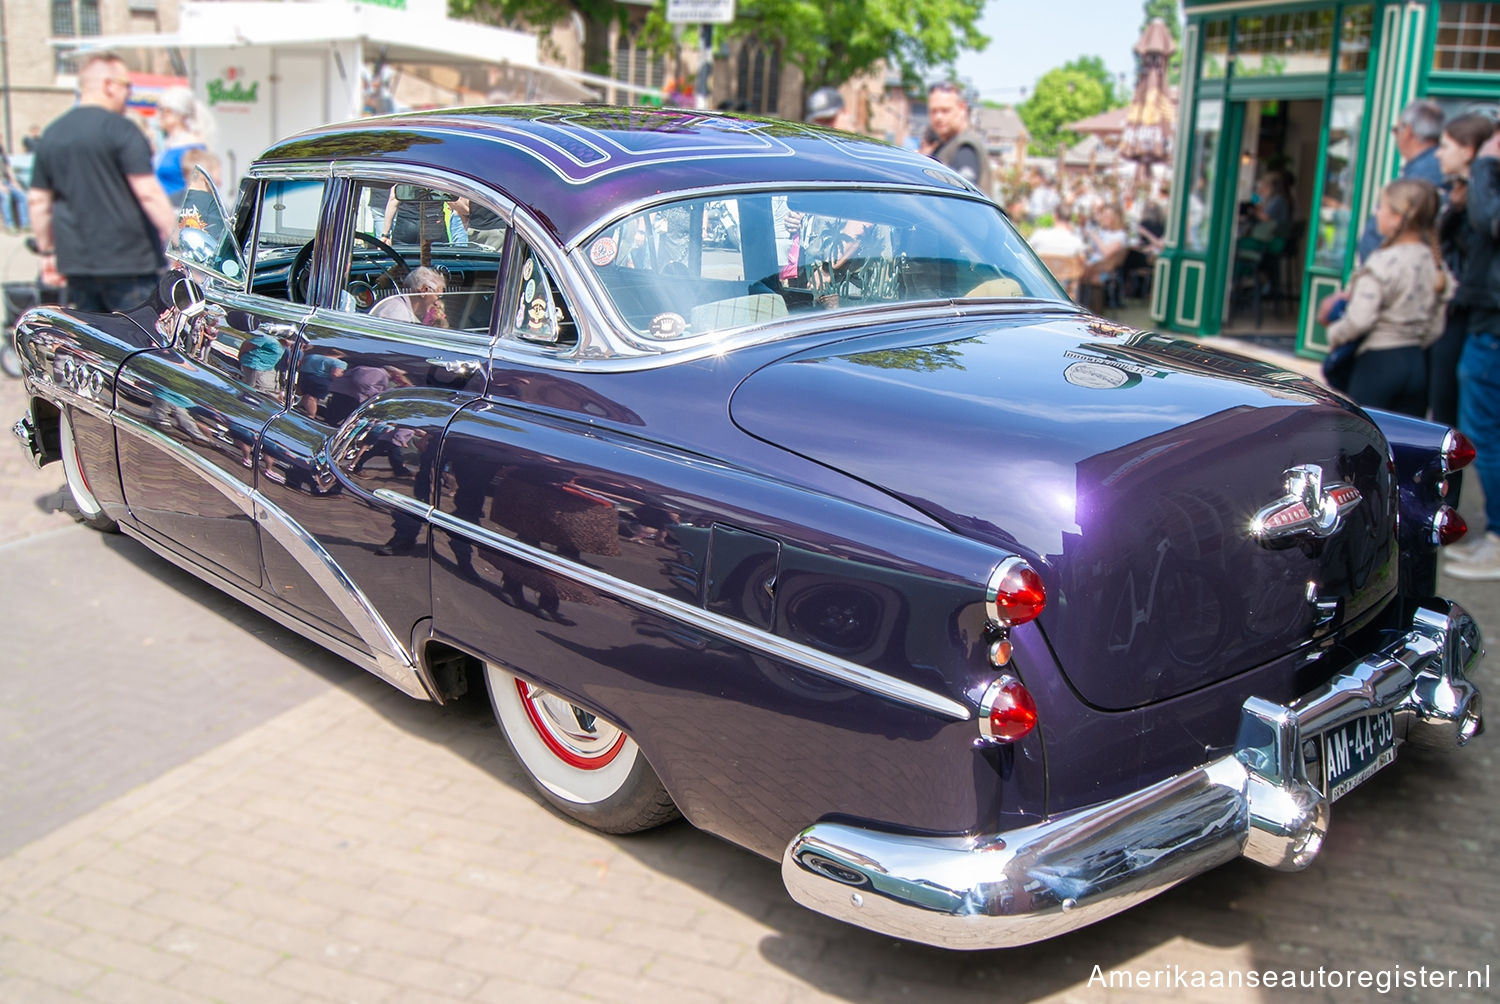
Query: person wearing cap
805 87 854 130
923 81 995 197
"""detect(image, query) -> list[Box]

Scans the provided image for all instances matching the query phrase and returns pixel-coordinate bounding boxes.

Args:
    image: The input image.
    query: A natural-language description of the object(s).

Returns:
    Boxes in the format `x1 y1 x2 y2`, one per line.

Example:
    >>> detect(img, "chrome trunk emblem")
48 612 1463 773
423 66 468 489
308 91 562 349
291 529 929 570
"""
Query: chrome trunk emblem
1252 464 1361 542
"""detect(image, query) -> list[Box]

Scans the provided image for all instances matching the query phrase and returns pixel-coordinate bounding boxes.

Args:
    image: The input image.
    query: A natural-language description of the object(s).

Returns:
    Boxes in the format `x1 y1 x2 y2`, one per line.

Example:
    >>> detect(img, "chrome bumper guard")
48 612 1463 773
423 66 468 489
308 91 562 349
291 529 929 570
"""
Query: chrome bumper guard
781 601 1484 949
12 413 43 469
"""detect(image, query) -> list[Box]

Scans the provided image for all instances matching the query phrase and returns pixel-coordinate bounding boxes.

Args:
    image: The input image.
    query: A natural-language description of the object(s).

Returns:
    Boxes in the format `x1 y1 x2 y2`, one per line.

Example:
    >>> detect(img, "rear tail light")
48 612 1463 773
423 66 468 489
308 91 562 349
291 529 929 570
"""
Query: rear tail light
1432 506 1468 547
1443 430 1476 474
984 557 1046 628
978 676 1038 743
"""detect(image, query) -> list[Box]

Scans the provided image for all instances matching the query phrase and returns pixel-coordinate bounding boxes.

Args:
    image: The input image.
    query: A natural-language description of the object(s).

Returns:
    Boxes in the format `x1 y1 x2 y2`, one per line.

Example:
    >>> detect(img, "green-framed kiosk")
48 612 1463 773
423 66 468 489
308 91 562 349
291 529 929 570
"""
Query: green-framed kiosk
1154 1 1500 356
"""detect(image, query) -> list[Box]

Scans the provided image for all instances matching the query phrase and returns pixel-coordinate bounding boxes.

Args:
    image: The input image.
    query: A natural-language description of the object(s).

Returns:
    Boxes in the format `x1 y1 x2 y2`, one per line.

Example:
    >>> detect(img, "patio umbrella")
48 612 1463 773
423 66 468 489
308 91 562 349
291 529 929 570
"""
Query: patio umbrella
1119 18 1176 166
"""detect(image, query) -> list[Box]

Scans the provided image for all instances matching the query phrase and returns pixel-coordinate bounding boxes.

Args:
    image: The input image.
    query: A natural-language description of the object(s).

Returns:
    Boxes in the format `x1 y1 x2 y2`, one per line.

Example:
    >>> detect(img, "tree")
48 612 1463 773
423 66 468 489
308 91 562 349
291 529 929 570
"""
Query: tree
1140 0 1183 84
452 0 989 96
450 0 627 77
721 0 989 92
1017 57 1123 157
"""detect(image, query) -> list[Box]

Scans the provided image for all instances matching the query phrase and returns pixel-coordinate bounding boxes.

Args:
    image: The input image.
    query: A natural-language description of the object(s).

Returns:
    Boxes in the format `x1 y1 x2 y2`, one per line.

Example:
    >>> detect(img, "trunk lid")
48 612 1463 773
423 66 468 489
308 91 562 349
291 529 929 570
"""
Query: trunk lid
730 317 1398 710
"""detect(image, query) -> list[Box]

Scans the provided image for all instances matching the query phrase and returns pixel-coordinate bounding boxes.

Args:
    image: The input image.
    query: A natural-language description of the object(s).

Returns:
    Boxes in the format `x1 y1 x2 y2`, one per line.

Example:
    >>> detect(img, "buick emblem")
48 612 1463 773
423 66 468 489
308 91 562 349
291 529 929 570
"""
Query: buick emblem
1251 464 1361 542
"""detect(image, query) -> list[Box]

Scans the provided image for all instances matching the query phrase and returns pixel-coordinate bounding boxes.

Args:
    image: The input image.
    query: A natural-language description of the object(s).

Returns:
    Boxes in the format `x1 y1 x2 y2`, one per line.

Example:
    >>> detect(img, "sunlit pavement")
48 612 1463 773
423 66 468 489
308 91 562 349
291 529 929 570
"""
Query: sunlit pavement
2 241 1495 1002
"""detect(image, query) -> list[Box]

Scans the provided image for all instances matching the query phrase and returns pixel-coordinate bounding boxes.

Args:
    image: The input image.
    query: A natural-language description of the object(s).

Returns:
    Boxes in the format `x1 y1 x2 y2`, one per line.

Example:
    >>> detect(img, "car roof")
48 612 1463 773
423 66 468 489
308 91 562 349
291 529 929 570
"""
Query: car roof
256 105 975 246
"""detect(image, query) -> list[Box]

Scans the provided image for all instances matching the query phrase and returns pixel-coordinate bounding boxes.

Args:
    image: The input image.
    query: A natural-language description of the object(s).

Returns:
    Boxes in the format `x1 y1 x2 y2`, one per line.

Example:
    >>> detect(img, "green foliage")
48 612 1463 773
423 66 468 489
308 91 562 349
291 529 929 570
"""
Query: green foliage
1017 58 1120 157
717 0 988 91
452 0 989 96
449 0 628 75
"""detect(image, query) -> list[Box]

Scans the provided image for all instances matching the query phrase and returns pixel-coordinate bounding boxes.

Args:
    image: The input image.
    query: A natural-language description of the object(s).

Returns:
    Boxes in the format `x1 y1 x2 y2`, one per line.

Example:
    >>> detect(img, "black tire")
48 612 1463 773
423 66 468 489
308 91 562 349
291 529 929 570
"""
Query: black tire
0 341 20 379
59 408 119 533
483 662 680 834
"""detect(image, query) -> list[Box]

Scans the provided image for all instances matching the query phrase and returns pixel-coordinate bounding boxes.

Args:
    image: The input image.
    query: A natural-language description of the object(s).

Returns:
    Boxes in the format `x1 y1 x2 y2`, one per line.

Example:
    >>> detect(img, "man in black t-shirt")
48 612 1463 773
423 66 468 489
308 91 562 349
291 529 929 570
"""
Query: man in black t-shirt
28 52 176 313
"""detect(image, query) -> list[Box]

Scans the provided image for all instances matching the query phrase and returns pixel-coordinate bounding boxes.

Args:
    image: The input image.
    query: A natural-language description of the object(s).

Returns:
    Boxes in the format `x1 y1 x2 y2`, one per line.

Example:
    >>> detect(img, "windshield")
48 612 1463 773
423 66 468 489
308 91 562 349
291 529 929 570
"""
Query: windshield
583 189 1066 346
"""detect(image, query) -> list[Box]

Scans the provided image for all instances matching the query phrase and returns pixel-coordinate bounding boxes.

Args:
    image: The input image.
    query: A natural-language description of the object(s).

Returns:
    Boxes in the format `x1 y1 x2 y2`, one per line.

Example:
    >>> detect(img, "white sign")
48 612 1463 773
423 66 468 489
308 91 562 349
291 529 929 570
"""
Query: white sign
666 0 735 24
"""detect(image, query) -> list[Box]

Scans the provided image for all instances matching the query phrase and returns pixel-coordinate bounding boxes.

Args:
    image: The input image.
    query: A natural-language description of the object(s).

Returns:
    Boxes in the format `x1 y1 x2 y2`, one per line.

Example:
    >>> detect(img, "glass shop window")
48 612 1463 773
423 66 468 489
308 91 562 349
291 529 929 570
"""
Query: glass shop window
1185 100 1222 254
1201 20 1231 80
1434 2 1500 73
1232 10 1334 77
1337 5 1374 73
1312 95 1364 271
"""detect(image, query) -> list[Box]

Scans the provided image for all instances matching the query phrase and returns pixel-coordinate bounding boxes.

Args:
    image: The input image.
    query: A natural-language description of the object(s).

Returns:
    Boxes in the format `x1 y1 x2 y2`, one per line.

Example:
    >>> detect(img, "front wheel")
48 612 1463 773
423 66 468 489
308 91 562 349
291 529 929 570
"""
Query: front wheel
59 408 118 532
484 663 679 834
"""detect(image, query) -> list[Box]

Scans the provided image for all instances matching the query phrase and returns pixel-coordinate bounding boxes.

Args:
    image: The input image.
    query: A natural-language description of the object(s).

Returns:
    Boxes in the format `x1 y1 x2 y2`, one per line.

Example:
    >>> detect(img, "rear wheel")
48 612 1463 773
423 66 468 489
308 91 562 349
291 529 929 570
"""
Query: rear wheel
59 408 118 532
484 663 679 834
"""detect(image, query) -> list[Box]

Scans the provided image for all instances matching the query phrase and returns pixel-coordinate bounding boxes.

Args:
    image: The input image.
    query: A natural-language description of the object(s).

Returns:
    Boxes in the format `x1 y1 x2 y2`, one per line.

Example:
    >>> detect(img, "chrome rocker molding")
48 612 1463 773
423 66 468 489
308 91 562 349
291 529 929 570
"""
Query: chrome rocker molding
114 415 433 700
782 601 1484 949
373 487 972 721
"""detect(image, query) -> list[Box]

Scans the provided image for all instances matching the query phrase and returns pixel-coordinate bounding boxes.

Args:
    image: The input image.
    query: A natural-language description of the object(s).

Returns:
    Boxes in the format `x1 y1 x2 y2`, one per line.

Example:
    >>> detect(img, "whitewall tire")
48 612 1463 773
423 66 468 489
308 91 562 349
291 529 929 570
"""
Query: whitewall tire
484 663 679 834
59 408 117 532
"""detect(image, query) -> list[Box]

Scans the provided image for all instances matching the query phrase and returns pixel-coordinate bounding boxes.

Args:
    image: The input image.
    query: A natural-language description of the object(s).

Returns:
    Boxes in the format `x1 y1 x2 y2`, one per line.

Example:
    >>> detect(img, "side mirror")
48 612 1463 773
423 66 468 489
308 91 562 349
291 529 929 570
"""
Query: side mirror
171 277 207 320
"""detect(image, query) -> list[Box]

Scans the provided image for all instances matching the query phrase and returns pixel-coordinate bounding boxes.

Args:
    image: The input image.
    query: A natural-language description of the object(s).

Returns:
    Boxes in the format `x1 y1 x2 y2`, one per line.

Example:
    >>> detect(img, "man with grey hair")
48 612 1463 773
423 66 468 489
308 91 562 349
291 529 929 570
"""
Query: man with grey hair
1356 99 1446 261
369 266 447 327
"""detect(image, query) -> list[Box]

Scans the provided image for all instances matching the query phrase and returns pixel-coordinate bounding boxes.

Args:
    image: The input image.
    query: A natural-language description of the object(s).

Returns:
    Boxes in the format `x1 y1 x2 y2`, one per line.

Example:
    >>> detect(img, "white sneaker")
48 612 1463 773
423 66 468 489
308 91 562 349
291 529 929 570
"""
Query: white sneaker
1445 530 1497 561
1444 531 1500 580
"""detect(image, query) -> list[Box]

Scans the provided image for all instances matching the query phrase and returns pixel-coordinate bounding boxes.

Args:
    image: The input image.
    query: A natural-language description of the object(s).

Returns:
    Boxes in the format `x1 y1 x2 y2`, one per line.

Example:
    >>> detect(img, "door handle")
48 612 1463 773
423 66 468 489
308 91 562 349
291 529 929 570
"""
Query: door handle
426 357 483 377
255 322 298 339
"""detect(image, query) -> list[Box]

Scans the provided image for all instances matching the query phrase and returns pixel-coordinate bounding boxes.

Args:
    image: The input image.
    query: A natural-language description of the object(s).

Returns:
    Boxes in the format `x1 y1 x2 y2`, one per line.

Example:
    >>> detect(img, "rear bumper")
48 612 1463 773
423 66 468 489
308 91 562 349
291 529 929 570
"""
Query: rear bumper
781 600 1483 949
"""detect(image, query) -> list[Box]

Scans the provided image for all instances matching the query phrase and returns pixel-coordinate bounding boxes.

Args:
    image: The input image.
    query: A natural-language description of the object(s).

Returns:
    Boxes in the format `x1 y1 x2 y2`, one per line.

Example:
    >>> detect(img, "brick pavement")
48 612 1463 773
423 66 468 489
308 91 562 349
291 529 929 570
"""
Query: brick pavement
1 237 1496 1001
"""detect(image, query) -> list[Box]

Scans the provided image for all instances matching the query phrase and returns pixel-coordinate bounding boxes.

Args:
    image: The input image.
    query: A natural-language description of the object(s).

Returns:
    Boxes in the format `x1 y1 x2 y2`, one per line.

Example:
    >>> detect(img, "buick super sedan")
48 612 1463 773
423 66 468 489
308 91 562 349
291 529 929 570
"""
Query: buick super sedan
10 107 1485 949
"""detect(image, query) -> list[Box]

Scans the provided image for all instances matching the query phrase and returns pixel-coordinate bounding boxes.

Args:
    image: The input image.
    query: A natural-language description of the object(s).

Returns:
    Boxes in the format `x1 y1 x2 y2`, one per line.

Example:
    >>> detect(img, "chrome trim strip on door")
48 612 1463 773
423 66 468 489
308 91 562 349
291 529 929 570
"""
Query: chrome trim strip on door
114 414 431 700
118 520 417 696
374 488 971 722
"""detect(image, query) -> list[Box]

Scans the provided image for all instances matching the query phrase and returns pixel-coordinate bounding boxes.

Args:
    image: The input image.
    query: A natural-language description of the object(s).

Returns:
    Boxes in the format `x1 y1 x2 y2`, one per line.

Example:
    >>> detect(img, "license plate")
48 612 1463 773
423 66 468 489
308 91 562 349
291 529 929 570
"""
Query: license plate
1322 710 1395 802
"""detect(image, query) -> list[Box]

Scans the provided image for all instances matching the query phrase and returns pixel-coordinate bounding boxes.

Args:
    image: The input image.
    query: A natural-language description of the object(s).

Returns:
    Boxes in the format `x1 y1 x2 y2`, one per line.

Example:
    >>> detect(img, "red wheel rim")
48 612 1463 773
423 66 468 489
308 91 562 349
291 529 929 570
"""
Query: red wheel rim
516 679 626 770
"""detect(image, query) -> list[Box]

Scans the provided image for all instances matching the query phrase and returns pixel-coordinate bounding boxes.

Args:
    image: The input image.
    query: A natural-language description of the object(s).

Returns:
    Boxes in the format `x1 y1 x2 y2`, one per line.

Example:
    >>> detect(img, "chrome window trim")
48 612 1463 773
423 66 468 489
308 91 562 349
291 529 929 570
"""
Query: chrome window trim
113 413 428 699
488 299 1087 375
375 487 971 722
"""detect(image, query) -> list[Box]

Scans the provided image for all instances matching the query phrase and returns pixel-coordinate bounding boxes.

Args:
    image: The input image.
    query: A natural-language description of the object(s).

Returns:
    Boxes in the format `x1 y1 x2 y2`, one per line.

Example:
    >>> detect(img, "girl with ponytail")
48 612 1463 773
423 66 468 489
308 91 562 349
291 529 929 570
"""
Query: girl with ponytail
1320 177 1455 416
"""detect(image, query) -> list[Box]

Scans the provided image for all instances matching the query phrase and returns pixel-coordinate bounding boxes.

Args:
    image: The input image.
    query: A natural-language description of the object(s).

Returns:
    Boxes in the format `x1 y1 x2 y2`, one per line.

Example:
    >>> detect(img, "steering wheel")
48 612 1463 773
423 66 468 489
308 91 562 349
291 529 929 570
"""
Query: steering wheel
285 232 411 303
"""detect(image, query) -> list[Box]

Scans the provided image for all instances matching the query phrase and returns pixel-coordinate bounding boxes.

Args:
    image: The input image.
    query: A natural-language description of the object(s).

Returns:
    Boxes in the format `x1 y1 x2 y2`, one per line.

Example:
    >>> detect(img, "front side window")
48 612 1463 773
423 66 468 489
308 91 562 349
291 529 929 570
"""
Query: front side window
248 178 327 301
584 189 1062 349
333 179 505 333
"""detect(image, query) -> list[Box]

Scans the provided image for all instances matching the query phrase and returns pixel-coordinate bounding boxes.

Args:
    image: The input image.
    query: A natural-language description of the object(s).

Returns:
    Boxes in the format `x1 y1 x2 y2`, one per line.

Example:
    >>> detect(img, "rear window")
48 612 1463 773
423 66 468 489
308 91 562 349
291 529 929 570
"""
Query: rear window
583 189 1065 348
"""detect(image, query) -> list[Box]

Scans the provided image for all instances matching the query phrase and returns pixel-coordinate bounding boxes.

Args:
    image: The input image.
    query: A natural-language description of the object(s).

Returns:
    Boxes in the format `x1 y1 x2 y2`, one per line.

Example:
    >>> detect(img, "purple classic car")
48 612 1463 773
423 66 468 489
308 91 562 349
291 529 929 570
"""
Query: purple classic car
10 107 1485 949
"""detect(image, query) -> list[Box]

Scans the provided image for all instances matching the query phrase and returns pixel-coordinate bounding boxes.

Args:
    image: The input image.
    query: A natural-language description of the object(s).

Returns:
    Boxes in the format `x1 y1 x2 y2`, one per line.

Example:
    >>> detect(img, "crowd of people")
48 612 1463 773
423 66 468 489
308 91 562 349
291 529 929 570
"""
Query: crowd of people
1310 99 1500 579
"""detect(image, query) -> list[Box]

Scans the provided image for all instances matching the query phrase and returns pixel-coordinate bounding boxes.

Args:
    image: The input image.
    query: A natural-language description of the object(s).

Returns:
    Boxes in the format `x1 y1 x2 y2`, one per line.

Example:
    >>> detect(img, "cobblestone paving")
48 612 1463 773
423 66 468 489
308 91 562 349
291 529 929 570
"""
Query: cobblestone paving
1 234 1496 1001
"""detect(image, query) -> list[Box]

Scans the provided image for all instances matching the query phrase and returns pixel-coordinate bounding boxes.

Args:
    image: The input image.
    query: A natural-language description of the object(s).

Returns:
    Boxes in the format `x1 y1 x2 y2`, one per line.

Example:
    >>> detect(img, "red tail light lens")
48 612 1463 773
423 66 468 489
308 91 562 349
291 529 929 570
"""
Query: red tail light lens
1444 430 1476 473
979 676 1038 743
1432 506 1468 547
985 557 1046 627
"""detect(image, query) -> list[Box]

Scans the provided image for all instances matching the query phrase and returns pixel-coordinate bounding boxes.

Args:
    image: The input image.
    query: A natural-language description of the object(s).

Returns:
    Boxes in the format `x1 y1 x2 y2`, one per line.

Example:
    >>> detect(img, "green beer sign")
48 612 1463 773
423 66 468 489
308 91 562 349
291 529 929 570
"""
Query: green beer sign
207 68 259 106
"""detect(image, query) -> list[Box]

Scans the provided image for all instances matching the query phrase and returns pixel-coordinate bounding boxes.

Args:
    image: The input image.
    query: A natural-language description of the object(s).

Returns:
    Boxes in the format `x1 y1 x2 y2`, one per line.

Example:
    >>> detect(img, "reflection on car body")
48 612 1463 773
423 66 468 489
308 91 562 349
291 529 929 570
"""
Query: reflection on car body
8 106 1486 951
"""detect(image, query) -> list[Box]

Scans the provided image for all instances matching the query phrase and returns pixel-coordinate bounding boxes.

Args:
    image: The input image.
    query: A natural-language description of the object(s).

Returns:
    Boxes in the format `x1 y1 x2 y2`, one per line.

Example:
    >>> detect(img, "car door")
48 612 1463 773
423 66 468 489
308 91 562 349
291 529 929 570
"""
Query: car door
254 170 505 691
112 173 324 589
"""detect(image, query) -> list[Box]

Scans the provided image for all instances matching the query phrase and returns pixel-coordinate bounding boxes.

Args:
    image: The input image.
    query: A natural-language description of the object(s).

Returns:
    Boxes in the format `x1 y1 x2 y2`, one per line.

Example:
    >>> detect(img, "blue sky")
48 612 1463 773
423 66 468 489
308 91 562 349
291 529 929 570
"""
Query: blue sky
952 1 1174 103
